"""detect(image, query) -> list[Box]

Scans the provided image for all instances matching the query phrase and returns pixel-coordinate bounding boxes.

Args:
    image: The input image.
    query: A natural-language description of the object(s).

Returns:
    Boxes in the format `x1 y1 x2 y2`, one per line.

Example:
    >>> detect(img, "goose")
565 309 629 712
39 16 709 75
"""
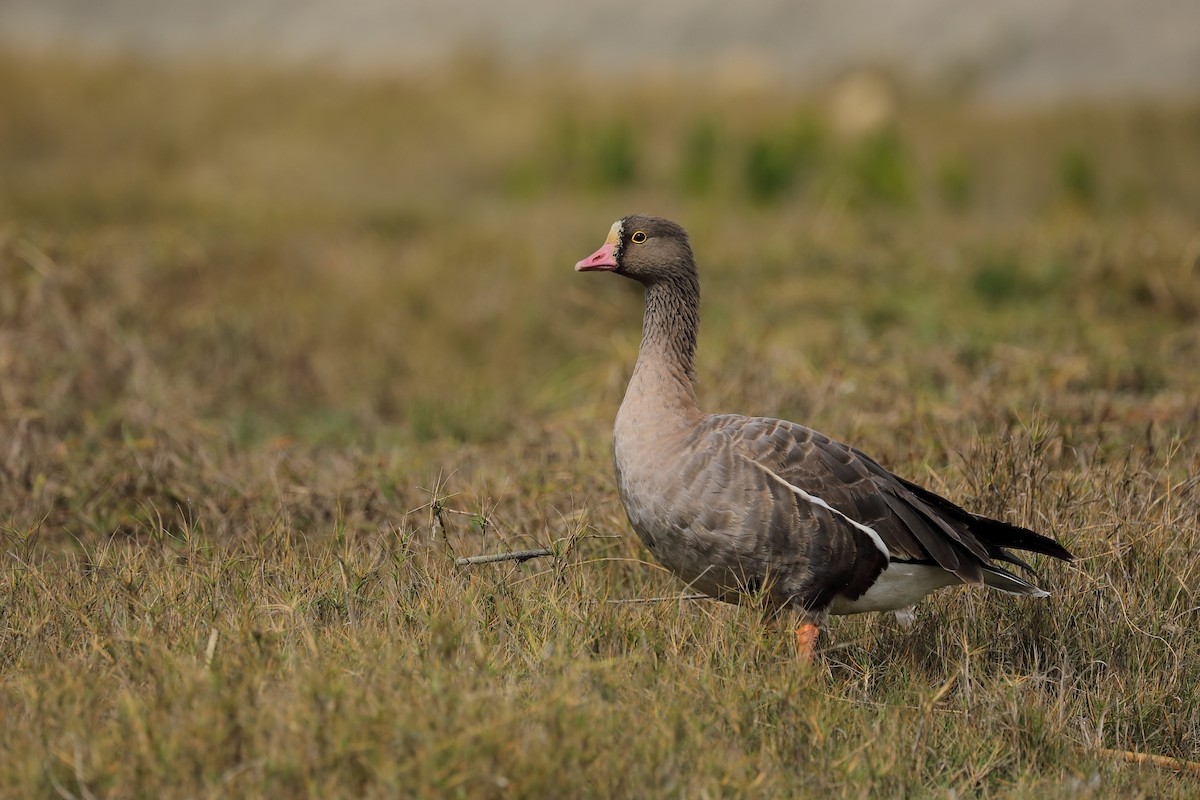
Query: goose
575 215 1073 659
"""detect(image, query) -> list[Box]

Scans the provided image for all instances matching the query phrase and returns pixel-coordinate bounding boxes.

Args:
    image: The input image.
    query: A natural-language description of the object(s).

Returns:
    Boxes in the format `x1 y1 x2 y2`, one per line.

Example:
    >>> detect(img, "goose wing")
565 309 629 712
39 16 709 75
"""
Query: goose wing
718 415 1070 604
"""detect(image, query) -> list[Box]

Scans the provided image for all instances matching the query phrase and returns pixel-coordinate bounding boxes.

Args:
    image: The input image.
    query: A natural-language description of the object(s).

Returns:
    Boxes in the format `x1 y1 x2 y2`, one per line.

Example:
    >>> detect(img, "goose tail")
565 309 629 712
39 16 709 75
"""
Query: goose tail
981 565 1050 597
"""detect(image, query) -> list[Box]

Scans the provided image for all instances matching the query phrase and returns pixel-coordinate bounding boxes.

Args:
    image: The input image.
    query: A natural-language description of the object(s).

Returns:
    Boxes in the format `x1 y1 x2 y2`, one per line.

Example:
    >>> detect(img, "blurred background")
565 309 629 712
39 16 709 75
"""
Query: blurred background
2 0 1199 542
3 0 1199 101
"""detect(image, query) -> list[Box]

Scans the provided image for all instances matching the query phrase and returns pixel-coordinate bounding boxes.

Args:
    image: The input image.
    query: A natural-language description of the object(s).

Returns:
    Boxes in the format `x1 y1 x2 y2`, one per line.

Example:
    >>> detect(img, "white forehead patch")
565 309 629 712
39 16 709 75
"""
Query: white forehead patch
606 219 625 262
605 219 624 245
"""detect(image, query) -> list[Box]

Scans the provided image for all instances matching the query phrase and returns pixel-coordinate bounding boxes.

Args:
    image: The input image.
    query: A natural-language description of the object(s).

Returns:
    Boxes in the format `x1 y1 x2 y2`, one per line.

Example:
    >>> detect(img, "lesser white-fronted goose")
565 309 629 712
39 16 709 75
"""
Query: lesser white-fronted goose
575 215 1074 659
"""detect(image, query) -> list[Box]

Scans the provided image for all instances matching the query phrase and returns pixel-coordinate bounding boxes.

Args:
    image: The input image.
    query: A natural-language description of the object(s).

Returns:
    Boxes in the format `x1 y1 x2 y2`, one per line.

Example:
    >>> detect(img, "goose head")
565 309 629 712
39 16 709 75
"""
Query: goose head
575 215 695 286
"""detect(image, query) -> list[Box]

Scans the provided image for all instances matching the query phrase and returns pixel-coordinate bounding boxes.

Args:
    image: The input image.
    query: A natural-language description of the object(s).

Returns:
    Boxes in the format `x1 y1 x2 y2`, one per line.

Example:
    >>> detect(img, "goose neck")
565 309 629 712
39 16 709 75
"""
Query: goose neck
626 273 701 414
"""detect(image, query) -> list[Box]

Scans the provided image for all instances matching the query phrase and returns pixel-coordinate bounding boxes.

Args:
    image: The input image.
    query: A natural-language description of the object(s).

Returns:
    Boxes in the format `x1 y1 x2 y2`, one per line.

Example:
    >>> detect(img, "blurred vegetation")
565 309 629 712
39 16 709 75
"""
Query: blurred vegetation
1 53 1199 797
849 129 913 206
742 116 824 204
1060 148 1099 207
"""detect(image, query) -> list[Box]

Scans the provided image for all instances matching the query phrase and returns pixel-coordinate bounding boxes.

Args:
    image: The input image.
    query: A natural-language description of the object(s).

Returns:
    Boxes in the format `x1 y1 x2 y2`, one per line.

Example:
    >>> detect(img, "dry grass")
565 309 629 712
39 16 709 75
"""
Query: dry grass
1 53 1199 797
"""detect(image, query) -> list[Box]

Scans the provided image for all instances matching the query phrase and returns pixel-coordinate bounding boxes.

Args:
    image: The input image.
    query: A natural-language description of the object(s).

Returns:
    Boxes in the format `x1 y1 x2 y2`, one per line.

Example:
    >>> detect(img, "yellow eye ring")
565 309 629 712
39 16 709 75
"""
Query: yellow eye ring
631 231 647 244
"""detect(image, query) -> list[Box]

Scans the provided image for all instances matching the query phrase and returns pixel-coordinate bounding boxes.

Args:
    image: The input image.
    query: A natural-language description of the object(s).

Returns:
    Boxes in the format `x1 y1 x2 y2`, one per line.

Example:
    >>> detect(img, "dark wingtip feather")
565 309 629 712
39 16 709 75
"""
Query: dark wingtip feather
968 514 1075 562
889 472 1075 563
990 548 1038 575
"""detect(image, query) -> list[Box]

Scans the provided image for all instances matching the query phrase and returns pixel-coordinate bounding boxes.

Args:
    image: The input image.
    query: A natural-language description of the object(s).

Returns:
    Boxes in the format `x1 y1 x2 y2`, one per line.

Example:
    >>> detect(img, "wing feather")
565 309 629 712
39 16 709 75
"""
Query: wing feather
720 415 1070 596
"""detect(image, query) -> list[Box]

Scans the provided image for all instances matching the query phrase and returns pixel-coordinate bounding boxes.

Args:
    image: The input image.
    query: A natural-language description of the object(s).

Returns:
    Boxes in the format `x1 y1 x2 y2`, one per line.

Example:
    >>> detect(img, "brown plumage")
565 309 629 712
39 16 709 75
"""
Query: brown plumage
575 215 1074 658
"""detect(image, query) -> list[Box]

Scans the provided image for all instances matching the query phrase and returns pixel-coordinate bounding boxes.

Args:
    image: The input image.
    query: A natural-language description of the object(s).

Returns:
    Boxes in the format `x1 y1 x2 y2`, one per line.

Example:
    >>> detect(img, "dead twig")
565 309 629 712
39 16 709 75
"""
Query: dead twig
601 594 709 605
454 548 554 566
1094 747 1200 775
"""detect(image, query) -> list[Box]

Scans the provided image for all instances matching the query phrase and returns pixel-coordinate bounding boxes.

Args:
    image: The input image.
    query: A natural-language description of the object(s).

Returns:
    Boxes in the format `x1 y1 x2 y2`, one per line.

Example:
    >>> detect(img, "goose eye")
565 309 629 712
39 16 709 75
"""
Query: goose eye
631 231 647 244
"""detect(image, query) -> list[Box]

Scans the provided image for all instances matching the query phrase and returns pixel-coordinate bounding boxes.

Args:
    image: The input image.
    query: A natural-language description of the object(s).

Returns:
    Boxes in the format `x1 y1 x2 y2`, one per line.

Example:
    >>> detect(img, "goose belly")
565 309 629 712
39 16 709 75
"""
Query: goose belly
613 426 769 600
827 562 959 615
618 485 759 599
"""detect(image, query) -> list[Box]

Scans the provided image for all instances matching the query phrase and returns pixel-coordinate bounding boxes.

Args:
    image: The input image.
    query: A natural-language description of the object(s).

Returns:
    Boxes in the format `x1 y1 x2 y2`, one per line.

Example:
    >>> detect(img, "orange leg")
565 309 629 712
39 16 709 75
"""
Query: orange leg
795 623 820 663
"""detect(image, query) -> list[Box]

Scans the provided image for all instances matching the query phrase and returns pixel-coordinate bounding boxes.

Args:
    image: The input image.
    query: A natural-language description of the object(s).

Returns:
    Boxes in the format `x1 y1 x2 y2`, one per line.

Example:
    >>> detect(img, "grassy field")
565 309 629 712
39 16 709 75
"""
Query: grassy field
2 53 1199 797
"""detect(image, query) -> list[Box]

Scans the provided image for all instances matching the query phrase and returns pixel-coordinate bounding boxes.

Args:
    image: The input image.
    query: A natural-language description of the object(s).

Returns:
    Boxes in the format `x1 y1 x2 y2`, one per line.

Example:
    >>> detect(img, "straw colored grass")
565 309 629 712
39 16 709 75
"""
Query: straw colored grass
1 53 1198 797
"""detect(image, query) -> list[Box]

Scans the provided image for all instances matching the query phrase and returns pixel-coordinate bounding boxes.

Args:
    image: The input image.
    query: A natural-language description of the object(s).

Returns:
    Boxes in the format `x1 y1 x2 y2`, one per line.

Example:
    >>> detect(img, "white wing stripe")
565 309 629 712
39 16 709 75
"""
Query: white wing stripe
743 457 891 559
